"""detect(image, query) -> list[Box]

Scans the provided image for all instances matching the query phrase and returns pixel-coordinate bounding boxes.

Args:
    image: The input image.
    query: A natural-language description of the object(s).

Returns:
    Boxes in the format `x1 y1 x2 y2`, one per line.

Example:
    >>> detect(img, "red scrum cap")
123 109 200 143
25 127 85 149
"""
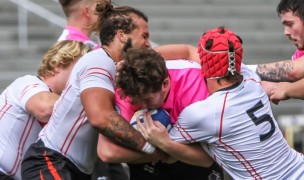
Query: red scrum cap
198 27 243 79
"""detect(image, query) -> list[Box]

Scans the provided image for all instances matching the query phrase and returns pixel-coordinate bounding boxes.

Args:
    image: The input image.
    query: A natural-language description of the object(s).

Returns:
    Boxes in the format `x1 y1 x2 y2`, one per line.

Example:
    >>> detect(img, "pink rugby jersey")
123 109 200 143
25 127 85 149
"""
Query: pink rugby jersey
0 75 50 180
58 26 101 49
170 65 304 179
115 59 209 124
292 49 304 60
39 49 115 174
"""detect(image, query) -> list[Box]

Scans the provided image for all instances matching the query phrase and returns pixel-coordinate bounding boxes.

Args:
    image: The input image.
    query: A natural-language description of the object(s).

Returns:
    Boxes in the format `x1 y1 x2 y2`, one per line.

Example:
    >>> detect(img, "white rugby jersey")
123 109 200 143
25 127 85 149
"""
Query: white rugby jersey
170 65 304 179
39 48 116 174
0 75 50 180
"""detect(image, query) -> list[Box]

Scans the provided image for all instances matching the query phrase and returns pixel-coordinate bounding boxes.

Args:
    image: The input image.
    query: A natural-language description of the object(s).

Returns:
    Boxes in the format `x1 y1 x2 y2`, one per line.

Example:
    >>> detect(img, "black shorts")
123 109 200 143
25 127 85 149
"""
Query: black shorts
21 140 91 180
91 160 129 180
128 161 223 180
0 171 14 180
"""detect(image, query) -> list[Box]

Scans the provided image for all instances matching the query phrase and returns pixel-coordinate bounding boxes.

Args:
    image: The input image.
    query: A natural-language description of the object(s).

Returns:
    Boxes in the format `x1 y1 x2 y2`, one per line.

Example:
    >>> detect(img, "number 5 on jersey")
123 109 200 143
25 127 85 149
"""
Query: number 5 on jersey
246 100 275 141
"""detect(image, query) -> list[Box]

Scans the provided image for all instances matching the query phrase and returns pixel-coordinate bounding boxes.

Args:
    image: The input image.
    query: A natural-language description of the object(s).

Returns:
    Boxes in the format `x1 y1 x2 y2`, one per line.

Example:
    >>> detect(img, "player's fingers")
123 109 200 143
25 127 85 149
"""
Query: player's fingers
274 100 280 105
136 117 145 130
269 93 276 103
154 121 166 130
270 92 281 100
269 92 278 100
136 118 147 137
270 88 278 96
270 97 279 105
136 126 147 138
143 111 154 127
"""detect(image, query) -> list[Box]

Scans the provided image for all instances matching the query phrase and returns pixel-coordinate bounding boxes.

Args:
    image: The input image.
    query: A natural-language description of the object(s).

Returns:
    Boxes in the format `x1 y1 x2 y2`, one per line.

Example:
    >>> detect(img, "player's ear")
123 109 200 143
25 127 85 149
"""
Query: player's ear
163 77 170 89
117 30 128 43
82 5 90 18
53 67 61 75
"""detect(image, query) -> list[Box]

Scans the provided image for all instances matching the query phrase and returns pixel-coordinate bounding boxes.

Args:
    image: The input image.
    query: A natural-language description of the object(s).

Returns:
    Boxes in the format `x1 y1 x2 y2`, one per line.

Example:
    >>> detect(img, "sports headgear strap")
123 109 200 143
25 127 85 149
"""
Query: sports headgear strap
198 27 243 79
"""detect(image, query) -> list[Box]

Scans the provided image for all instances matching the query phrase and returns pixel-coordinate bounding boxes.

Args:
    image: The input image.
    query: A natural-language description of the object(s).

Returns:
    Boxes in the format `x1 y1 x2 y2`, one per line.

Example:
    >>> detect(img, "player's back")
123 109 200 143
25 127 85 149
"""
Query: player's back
0 75 47 179
39 49 115 174
212 66 304 179
171 65 304 179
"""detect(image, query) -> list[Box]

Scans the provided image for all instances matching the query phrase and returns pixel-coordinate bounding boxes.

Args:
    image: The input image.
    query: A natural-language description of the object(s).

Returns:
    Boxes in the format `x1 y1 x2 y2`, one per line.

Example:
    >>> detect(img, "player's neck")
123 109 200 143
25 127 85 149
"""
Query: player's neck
103 45 122 63
206 79 235 94
207 76 243 94
67 20 91 37
38 76 56 93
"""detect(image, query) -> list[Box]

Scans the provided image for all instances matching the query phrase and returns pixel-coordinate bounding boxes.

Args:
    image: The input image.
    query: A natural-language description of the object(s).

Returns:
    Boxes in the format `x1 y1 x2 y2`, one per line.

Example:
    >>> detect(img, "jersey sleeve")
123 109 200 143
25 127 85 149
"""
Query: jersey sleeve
169 101 217 144
13 76 50 111
241 63 261 82
78 50 116 93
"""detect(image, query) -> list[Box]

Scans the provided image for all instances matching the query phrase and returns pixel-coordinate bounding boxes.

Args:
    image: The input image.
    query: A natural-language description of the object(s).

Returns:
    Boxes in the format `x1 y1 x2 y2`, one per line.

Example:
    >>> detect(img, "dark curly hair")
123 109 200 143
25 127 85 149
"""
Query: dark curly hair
93 4 148 46
116 48 168 105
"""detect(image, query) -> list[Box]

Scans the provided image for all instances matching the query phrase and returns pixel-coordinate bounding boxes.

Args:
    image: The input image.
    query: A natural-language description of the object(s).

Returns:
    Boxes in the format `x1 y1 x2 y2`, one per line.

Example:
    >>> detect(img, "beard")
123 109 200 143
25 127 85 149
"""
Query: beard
122 38 133 60
123 38 132 52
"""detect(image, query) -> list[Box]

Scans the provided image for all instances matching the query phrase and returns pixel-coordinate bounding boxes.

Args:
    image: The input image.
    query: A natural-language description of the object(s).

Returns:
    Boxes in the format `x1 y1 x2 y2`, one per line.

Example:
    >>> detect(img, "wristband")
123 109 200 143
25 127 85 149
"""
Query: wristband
141 142 156 154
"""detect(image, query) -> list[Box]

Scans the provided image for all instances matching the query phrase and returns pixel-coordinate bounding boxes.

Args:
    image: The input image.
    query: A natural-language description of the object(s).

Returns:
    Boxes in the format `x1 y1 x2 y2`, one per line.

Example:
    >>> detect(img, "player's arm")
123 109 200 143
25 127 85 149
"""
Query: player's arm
81 87 152 153
97 134 166 163
260 81 278 97
270 78 304 103
160 140 212 167
137 112 213 167
25 91 59 123
255 56 304 82
154 44 200 63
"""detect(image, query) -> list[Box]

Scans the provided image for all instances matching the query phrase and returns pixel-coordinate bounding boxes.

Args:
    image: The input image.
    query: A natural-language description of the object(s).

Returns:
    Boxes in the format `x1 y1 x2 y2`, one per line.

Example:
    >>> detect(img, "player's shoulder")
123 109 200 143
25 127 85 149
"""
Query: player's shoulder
176 97 219 134
14 75 43 85
5 75 49 96
76 48 114 68
165 59 201 69
241 63 261 81
181 96 218 118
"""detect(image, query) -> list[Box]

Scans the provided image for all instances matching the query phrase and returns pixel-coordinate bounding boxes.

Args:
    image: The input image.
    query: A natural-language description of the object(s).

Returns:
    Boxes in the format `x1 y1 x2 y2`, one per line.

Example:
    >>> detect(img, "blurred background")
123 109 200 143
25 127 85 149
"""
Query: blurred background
1 0 303 151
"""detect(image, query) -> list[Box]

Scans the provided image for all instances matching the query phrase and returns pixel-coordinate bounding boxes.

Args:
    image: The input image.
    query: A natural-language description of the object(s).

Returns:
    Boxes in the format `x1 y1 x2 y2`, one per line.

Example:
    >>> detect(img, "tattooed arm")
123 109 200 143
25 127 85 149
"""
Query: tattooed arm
81 87 148 152
256 56 304 82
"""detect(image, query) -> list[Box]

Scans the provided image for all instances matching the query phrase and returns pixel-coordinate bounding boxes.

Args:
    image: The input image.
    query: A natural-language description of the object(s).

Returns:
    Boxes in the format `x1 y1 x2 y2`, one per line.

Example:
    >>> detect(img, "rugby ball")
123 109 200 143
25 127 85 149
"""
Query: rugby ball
130 108 172 131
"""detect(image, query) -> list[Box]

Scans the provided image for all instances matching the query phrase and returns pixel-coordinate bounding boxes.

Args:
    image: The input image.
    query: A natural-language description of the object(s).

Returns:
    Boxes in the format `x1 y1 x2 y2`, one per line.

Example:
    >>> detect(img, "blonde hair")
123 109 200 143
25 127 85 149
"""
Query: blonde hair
38 40 92 77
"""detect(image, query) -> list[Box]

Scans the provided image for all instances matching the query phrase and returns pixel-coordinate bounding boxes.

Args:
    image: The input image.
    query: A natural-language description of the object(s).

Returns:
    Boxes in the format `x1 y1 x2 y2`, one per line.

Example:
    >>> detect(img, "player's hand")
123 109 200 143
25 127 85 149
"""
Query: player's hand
260 81 278 97
149 148 169 165
136 112 170 147
269 82 290 104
